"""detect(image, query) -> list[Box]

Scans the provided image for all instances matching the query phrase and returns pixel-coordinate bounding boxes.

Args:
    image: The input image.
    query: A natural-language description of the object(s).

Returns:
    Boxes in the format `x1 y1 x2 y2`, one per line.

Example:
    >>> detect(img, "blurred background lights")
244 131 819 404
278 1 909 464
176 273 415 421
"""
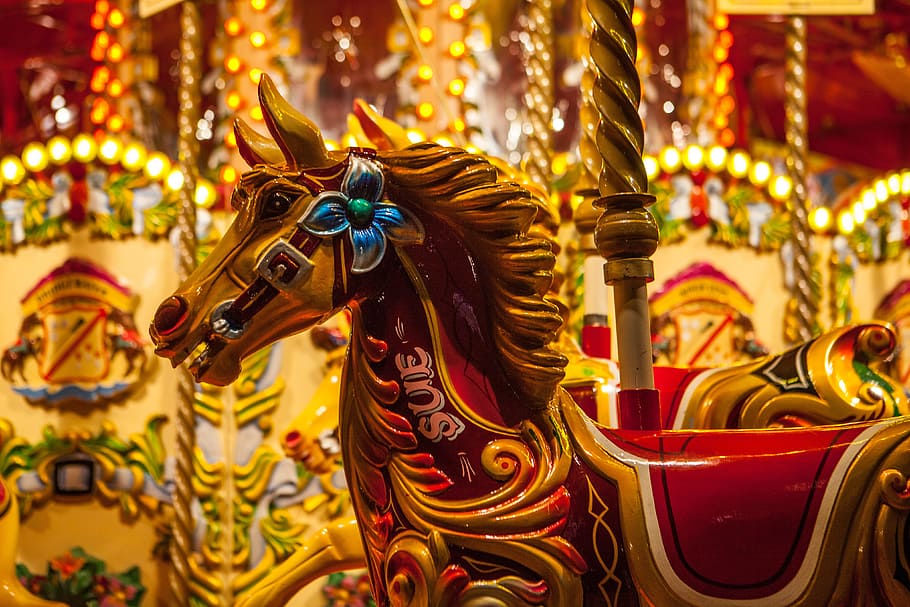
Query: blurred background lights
809 207 832 232
47 137 72 165
21 142 49 172
72 134 98 163
144 152 170 180
727 151 750 178
682 145 704 171
166 168 185 191
1 156 25 184
658 146 681 173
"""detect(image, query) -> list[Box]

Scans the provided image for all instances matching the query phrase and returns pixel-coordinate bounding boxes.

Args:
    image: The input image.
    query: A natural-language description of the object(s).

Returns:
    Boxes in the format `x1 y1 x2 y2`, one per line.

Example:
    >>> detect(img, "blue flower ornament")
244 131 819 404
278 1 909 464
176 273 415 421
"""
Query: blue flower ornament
299 155 425 273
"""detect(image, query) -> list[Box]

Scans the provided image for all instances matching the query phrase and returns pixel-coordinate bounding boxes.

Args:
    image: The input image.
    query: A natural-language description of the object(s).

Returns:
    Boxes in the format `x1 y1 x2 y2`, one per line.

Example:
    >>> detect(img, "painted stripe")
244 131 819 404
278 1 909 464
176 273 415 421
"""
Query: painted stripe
42 309 106 381
671 367 724 429
686 315 734 366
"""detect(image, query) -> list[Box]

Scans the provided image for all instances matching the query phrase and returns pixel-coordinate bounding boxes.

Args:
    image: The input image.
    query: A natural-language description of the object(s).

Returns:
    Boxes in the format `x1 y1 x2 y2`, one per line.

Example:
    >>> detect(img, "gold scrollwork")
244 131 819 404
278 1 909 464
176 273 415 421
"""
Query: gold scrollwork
1 416 168 518
867 435 910 606
386 411 586 606
681 323 906 429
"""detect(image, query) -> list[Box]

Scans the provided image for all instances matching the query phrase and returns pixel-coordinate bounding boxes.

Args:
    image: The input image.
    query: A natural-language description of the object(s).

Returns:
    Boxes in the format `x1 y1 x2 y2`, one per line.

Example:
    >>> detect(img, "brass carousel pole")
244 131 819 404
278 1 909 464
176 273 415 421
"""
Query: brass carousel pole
574 0 610 357
170 1 201 604
784 16 819 342
523 0 555 189
588 0 660 429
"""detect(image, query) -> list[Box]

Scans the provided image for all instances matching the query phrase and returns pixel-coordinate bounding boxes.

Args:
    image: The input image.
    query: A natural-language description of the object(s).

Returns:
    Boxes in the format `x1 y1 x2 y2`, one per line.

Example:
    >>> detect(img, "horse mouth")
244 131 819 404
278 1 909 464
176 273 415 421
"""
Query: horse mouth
154 324 231 384
292 445 334 475
151 293 251 384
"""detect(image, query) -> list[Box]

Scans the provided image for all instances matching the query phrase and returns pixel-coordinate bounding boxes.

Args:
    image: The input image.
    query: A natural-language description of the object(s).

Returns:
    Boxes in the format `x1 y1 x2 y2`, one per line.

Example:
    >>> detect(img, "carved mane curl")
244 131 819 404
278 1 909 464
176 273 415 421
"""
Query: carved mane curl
379 142 567 407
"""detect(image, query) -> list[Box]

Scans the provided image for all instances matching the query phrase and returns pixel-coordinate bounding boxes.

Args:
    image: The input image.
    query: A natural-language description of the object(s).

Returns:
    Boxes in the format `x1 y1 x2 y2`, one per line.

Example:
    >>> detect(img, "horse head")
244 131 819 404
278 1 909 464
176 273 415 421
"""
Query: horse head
151 75 565 408
150 76 426 386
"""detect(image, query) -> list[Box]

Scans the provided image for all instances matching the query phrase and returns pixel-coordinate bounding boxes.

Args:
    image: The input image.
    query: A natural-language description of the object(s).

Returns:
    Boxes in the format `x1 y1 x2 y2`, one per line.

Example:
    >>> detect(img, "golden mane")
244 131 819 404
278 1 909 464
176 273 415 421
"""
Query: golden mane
379 142 567 406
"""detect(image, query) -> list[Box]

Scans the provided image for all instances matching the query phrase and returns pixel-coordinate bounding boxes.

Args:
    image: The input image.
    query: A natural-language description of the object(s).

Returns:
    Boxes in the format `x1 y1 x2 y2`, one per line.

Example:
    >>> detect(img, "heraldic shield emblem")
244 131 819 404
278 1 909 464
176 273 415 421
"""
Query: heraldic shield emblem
1 258 149 405
650 262 768 367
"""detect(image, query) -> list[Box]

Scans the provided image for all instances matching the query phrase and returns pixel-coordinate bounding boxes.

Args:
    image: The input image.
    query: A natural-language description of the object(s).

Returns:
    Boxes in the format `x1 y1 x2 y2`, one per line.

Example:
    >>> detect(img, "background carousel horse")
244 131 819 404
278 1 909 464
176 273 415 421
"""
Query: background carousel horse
151 76 910 606
233 322 366 607
0 478 67 607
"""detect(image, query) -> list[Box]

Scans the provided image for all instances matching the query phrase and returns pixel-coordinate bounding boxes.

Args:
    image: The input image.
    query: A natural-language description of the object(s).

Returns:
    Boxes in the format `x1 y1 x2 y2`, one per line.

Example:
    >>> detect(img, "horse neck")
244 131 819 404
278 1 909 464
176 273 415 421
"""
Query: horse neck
344 235 532 437
337 239 536 601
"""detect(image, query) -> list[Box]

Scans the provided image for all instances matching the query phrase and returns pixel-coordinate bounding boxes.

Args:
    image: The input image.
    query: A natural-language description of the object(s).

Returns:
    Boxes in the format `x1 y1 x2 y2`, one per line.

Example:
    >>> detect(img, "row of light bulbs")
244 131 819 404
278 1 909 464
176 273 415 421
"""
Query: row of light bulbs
5 131 906 235
222 0 276 124
836 171 910 235
645 144 910 235
646 144 791 197
88 0 127 131
0 135 218 207
412 0 472 128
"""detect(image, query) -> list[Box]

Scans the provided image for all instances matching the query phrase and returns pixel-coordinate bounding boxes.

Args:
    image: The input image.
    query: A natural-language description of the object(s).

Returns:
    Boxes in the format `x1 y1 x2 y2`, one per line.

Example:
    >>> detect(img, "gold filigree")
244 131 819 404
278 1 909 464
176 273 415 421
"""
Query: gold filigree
861 432 910 606
383 530 467 606
341 303 406 604
384 411 585 605
232 446 282 567
678 323 906 429
880 468 910 510
194 389 225 426
188 556 223 607
234 380 285 429
233 446 281 504
231 508 308 596
0 418 34 492
586 476 622 606
193 445 225 568
233 346 275 397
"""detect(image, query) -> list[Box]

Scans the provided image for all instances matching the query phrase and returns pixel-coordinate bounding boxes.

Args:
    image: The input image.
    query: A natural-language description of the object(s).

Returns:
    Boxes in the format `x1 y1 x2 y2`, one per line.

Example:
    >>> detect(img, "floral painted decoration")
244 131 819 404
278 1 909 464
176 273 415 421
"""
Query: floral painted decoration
300 155 425 273
16 547 144 607
322 571 375 607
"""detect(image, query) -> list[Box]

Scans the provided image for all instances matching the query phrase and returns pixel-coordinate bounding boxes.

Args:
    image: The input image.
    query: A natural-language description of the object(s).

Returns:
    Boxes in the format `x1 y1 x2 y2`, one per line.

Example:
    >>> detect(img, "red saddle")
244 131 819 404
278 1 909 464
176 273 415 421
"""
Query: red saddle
593 420 885 601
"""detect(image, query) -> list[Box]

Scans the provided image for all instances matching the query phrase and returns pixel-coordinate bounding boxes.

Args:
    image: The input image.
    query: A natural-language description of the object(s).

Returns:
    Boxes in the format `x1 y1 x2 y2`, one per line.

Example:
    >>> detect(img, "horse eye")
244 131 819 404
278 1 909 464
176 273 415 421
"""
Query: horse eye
261 191 294 220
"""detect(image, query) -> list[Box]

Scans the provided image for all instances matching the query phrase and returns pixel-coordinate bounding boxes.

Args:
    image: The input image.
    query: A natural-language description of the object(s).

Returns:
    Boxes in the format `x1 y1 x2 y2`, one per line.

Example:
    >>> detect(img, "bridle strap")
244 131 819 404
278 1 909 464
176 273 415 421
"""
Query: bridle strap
218 226 351 336
214 151 370 337
220 227 321 331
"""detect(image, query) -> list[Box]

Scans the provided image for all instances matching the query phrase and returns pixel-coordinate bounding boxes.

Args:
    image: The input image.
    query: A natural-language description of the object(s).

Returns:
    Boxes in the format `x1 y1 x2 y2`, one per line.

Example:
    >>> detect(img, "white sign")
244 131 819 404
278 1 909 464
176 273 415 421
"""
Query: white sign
717 0 874 14
138 0 183 18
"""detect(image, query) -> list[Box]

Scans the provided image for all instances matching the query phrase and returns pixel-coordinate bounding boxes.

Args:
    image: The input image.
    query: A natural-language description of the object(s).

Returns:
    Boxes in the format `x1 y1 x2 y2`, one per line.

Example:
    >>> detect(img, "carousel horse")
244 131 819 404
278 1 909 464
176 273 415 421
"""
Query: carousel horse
151 76 910 606
0 478 66 606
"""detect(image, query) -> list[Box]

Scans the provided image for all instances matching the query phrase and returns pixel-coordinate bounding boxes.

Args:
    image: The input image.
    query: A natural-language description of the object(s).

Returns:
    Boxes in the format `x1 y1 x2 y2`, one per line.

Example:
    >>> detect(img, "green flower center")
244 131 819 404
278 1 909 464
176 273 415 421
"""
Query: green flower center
346 197 375 228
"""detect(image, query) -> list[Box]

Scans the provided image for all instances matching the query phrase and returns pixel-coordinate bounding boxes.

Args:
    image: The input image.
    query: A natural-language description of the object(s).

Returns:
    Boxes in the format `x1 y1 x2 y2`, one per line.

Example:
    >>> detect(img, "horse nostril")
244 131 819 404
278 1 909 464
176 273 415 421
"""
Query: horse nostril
153 296 189 336
283 430 302 450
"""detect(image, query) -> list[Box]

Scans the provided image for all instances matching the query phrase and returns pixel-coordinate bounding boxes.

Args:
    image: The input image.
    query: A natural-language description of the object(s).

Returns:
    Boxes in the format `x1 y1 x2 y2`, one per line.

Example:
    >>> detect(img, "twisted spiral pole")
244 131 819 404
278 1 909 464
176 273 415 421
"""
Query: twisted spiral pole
573 1 608 338
685 0 718 145
589 0 659 428
523 0 555 189
169 2 201 604
587 0 647 196
784 16 819 343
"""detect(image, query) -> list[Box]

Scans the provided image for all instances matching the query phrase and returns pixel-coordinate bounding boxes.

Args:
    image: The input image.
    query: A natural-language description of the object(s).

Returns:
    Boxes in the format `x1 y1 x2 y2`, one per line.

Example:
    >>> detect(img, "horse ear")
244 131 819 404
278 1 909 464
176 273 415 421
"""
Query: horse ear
233 118 286 167
352 99 410 151
258 74 330 169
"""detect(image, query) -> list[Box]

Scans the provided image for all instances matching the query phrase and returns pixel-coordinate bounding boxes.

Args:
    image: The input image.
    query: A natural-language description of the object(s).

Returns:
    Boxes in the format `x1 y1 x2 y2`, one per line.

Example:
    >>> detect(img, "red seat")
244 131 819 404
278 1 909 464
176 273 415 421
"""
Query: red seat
593 420 880 599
